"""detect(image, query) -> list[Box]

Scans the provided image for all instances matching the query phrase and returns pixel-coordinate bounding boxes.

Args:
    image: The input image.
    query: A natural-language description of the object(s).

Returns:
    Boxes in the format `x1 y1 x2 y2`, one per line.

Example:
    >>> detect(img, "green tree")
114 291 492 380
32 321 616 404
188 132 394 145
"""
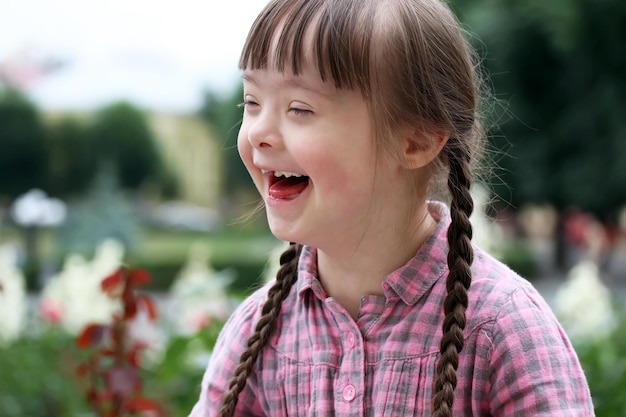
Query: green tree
0 88 47 199
90 101 166 194
200 87 254 204
456 0 626 218
46 117 96 198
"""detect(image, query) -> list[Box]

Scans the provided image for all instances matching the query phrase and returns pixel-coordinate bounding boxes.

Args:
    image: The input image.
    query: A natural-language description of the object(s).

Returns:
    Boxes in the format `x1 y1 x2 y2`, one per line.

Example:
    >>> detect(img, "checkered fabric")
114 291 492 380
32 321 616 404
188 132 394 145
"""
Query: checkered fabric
190 202 594 417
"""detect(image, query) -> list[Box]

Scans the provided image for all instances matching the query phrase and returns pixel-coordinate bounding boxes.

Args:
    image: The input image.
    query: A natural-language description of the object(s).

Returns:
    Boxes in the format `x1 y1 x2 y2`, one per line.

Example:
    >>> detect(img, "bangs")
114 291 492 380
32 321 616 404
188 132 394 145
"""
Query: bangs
239 0 374 94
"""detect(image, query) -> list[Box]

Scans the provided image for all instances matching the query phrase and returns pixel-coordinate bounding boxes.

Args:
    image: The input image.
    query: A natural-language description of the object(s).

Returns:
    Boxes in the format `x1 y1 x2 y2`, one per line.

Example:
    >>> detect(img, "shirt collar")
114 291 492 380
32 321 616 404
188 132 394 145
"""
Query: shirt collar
384 201 449 305
296 201 450 305
296 246 327 300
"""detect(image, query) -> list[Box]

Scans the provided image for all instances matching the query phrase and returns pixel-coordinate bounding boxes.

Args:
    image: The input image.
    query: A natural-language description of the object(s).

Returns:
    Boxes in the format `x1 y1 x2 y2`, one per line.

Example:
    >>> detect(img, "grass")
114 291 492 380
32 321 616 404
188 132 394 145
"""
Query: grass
135 226 280 264
0 222 279 262
0 222 282 293
132 226 283 292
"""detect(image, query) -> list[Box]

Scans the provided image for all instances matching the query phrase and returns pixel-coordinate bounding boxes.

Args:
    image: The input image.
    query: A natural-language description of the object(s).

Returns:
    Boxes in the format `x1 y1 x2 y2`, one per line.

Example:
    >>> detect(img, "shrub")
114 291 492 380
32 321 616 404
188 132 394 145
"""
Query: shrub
576 303 626 417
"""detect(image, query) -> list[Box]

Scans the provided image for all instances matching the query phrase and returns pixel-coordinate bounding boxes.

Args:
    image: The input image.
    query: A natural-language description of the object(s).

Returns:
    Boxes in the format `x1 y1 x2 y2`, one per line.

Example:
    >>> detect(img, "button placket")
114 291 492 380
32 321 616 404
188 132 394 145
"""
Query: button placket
328 299 366 414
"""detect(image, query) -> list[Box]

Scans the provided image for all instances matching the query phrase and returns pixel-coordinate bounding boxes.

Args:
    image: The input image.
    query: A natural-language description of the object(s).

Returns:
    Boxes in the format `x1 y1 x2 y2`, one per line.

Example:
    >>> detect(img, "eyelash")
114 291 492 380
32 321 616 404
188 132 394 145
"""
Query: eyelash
290 107 311 116
238 100 257 109
238 100 312 116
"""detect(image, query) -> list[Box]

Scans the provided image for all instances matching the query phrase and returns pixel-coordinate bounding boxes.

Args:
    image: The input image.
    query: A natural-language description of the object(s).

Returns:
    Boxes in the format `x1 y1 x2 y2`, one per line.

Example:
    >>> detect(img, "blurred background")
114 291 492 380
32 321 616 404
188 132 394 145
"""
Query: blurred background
0 0 625 416
0 0 273 292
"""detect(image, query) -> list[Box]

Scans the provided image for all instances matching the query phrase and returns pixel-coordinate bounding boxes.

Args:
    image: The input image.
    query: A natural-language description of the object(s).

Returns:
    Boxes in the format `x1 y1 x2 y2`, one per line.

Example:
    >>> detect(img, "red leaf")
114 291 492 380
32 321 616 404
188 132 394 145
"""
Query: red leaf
111 323 124 346
138 294 158 320
124 297 138 320
77 324 109 348
127 349 140 367
99 390 113 402
129 268 151 286
85 388 113 406
85 388 98 405
76 362 91 377
125 397 161 413
101 268 125 296
130 340 151 359
100 348 117 357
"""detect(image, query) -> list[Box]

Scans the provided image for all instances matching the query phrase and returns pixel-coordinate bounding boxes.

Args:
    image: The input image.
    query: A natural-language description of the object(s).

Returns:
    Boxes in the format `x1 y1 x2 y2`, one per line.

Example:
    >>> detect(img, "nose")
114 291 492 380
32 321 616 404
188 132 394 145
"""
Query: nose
246 110 283 150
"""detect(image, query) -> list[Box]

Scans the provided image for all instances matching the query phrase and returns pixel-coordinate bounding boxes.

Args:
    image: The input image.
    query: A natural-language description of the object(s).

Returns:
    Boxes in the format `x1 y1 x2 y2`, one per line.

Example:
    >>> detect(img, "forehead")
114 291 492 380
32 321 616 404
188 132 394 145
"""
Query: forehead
239 0 374 93
269 18 317 71
244 4 320 75
242 68 341 100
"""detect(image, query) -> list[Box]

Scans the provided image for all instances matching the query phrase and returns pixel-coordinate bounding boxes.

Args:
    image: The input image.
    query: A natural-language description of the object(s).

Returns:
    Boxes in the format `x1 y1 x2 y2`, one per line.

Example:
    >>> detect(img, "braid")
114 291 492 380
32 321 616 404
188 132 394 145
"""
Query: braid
219 242 302 417
432 141 474 417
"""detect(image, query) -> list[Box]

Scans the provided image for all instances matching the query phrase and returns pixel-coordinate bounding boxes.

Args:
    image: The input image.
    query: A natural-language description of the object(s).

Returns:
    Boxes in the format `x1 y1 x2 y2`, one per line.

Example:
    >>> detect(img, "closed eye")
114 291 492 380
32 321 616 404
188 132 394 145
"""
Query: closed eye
238 100 259 109
290 107 312 116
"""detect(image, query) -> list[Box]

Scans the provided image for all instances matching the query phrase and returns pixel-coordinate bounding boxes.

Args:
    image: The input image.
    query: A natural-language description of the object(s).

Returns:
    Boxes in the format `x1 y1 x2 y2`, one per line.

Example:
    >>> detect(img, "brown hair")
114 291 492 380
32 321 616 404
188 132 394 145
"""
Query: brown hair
223 0 483 416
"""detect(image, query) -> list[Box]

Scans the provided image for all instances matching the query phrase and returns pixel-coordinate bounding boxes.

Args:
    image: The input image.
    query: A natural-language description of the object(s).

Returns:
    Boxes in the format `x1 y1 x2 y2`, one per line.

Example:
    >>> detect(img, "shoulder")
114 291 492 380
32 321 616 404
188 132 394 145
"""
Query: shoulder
203 281 278 380
464 249 595 415
466 246 555 332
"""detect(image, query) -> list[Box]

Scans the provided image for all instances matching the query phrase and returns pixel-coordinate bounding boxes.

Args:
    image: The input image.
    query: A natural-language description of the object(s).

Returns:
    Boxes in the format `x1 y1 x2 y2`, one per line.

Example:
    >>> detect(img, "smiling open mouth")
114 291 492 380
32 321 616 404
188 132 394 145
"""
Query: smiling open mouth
267 171 310 199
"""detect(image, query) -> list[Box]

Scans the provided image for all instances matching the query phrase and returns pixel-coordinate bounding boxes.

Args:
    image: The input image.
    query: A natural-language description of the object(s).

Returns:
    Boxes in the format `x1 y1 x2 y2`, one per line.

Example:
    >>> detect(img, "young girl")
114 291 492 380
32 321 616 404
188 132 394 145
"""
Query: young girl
190 0 594 415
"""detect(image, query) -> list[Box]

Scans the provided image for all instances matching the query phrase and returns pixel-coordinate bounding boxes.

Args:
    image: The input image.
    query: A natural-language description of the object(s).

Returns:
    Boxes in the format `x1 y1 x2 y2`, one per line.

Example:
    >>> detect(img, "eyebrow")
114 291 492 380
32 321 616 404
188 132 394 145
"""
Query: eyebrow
242 72 337 98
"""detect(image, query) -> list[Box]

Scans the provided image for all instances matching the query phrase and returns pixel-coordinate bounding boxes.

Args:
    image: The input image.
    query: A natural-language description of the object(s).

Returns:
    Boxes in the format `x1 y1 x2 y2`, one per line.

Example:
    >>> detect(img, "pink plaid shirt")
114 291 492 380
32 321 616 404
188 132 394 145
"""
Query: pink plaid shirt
190 202 594 416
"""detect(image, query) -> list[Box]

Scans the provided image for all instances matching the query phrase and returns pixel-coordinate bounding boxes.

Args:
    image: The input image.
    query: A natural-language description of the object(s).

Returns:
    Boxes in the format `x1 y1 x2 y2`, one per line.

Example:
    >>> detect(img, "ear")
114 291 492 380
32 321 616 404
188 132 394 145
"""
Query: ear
401 130 449 170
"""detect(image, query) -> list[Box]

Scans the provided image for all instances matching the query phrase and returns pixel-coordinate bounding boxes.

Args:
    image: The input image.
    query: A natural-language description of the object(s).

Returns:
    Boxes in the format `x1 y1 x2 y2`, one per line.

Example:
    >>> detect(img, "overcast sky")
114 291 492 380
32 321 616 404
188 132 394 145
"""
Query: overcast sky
0 0 269 113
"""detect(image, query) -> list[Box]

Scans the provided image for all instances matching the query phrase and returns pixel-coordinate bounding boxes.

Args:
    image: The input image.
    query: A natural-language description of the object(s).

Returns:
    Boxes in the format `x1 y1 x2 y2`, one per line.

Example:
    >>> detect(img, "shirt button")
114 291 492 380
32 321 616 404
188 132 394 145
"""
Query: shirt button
346 333 355 348
342 384 356 402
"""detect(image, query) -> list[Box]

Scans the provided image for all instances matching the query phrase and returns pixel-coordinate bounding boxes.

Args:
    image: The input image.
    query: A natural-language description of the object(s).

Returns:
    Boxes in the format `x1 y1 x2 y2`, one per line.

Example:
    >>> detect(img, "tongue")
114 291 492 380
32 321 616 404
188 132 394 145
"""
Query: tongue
269 177 309 199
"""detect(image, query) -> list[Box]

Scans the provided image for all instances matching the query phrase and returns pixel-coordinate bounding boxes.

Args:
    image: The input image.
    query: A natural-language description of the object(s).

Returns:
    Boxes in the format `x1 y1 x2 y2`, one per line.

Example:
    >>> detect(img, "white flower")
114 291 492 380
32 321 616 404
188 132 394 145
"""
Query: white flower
39 239 124 334
11 188 66 227
168 242 233 335
126 306 168 367
0 243 27 346
554 260 616 343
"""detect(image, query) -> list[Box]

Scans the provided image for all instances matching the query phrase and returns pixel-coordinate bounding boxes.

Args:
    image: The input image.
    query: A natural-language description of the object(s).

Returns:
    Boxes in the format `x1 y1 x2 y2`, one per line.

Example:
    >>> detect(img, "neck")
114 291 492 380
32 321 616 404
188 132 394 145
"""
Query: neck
317 205 436 319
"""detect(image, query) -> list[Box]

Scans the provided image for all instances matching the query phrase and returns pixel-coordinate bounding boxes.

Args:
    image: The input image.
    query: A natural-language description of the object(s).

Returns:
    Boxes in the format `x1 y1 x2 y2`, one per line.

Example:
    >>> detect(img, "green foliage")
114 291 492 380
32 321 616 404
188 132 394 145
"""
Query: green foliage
199 87 255 203
46 117 96 197
0 330 90 417
456 0 626 218
90 101 167 193
0 323 225 417
131 227 277 293
0 95 178 203
498 240 539 280
0 88 47 199
137 256 267 293
151 323 224 415
575 302 626 416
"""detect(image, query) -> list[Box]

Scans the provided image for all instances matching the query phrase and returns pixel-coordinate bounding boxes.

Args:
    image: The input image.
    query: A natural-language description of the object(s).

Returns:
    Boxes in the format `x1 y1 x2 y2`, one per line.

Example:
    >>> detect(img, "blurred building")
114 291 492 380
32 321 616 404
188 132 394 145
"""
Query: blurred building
42 109 223 211
2 45 225 211
148 111 222 209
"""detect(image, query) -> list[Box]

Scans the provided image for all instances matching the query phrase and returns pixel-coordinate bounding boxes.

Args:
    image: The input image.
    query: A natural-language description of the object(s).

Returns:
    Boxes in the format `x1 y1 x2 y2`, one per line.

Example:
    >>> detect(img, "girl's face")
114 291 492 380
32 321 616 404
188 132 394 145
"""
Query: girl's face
238 63 411 252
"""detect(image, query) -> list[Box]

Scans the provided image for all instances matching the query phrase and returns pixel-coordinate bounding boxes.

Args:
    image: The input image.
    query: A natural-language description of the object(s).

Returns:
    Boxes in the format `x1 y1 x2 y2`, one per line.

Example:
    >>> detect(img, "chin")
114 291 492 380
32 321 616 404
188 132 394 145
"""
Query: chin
267 220 304 245
268 226 297 244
